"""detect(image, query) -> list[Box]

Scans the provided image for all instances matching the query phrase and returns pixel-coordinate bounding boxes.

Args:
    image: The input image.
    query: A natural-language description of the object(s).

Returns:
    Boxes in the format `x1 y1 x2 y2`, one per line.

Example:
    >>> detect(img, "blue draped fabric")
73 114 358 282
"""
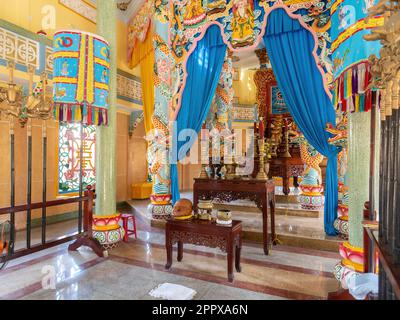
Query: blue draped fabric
170 25 227 204
264 8 339 235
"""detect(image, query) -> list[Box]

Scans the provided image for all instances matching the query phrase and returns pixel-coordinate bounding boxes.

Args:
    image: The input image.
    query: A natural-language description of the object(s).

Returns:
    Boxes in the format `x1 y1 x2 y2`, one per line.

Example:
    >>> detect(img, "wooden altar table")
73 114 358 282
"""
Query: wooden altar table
165 219 242 282
268 157 304 196
193 178 276 255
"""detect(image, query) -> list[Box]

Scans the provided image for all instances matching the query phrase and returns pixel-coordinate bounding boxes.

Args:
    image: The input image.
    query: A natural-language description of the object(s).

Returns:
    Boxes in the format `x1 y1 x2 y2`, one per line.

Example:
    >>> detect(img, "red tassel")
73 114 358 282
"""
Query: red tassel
365 90 372 112
87 106 92 125
67 105 71 122
364 64 371 91
342 98 347 112
340 74 345 107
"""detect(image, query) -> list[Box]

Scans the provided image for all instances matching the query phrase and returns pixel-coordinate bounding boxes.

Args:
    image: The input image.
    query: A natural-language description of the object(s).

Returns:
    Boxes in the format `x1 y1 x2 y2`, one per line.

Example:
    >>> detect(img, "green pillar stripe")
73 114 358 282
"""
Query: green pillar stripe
95 0 117 216
348 112 371 248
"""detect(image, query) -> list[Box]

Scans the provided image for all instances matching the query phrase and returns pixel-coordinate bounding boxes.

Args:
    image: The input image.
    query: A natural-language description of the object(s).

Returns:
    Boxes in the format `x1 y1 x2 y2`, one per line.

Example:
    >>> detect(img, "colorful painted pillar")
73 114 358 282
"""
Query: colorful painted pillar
326 114 349 238
333 112 372 282
291 134 325 210
206 52 234 131
147 4 173 219
330 0 383 284
93 0 125 248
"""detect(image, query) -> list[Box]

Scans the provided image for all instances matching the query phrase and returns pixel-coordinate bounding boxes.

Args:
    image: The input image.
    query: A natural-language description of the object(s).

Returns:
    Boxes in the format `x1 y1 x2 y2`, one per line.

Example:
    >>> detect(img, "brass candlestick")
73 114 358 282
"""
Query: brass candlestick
256 138 268 180
282 129 292 158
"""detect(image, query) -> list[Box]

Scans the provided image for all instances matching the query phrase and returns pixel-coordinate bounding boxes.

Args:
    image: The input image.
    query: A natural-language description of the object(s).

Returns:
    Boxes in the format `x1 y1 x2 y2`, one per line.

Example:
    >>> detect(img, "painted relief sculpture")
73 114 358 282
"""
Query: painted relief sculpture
147 112 173 219
145 0 335 219
147 2 175 219
292 133 325 210
207 52 234 131
169 0 334 113
183 0 207 28
127 0 153 62
327 114 349 238
232 0 255 48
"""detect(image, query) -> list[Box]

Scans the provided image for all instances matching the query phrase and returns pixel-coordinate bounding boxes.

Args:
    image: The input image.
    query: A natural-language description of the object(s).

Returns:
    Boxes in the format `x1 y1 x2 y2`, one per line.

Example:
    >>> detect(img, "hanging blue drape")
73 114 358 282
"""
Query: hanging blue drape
170 25 227 204
264 8 339 235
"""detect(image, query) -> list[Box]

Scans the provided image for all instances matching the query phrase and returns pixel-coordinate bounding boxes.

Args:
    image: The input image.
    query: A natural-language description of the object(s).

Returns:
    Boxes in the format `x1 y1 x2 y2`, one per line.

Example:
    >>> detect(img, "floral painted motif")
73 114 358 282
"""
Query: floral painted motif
154 0 170 23
127 0 154 61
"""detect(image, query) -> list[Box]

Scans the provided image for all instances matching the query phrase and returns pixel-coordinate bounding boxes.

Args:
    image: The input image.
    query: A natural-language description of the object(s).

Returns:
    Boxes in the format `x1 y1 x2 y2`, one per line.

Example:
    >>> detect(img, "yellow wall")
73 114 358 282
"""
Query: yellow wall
0 0 140 77
232 69 257 105
0 112 145 230
0 1 148 229
0 0 95 37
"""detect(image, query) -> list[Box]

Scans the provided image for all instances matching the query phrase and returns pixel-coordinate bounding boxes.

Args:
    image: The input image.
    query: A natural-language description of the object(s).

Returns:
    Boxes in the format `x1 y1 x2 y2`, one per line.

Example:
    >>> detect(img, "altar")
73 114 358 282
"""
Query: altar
193 178 276 255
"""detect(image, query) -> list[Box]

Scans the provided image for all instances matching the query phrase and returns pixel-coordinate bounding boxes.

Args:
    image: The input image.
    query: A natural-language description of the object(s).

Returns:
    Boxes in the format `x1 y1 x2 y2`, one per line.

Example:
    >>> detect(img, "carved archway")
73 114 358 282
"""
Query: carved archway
254 68 275 122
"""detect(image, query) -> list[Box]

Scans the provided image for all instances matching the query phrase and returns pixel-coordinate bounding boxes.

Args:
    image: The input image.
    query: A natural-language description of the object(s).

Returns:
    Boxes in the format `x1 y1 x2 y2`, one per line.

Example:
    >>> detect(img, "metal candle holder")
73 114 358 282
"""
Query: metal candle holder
256 138 268 180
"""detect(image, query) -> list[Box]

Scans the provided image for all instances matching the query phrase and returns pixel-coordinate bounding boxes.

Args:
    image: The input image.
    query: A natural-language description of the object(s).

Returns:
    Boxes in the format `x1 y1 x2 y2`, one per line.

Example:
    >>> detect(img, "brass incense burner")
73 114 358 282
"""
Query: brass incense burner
196 199 213 221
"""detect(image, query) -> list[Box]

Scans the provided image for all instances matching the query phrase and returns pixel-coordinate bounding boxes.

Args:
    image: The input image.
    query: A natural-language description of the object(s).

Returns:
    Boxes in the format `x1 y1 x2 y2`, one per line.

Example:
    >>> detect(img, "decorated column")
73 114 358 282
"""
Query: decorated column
326 115 349 238
93 0 124 248
291 134 325 210
206 51 234 131
147 2 174 219
330 0 383 283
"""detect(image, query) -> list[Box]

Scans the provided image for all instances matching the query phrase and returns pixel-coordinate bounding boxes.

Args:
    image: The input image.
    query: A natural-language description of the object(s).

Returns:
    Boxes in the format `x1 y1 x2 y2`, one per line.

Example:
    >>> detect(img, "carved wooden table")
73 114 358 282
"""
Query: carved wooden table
193 178 276 255
165 219 242 282
268 157 304 196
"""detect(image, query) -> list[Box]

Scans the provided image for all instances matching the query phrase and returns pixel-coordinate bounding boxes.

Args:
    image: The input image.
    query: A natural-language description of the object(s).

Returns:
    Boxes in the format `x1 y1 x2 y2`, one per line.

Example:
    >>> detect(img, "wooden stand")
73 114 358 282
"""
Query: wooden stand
68 186 104 257
193 178 276 255
165 219 242 282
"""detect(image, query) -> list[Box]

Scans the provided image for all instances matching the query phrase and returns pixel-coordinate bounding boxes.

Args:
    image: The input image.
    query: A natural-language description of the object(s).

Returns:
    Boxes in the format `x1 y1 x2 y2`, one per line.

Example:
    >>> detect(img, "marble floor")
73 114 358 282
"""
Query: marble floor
0 207 340 300
128 190 340 246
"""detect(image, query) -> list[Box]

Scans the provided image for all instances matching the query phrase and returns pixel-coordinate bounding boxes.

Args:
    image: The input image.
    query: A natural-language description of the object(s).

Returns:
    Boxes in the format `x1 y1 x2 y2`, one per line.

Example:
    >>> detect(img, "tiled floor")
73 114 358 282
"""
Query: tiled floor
128 190 340 243
0 206 340 300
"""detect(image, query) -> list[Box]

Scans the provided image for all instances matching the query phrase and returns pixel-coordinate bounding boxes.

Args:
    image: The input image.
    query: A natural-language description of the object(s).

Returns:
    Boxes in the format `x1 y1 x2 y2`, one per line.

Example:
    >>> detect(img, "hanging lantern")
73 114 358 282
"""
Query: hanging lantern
53 30 111 126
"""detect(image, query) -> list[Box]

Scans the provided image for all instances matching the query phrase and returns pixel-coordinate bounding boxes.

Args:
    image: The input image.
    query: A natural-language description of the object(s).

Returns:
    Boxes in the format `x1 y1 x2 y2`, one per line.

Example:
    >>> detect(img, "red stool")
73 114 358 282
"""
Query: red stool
121 214 137 242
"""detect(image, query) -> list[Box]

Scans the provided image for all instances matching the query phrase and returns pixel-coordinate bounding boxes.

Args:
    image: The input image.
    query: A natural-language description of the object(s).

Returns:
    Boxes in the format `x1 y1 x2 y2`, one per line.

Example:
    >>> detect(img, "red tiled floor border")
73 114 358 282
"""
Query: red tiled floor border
108 254 323 300
131 239 335 279
1 250 66 276
121 204 340 260
0 256 105 300
1 240 333 300
243 240 340 259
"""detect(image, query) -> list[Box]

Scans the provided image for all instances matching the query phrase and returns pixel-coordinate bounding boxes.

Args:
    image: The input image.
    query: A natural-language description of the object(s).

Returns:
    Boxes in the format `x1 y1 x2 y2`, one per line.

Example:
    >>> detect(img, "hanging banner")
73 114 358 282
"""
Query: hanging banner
331 0 383 112
53 30 111 125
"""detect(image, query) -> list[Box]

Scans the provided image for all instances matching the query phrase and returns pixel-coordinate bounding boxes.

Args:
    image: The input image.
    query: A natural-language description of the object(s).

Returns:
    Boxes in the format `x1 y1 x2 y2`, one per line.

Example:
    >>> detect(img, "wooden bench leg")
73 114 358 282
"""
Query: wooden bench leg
177 241 183 262
235 244 242 273
227 240 234 282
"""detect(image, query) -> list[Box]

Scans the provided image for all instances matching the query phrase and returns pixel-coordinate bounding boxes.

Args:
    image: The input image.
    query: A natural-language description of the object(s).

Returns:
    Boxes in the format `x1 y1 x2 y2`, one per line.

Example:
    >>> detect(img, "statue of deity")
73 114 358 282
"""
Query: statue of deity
183 0 206 27
231 0 255 47
291 133 325 210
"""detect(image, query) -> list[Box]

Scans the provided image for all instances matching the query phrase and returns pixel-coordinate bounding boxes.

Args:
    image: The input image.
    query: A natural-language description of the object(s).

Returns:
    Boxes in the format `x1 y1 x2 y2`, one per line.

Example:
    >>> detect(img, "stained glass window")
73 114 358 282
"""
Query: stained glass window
58 123 96 196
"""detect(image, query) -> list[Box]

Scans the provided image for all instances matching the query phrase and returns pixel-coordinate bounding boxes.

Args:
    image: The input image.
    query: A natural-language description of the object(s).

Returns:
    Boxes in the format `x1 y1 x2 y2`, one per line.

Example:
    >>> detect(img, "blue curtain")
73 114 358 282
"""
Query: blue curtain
170 25 227 204
264 9 339 235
